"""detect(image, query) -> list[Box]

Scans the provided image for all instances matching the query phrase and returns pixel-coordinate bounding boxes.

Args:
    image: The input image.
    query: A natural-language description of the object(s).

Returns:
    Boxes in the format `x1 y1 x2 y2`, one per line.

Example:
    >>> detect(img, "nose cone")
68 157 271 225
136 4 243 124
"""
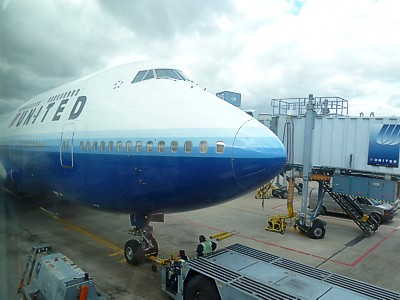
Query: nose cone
232 120 286 190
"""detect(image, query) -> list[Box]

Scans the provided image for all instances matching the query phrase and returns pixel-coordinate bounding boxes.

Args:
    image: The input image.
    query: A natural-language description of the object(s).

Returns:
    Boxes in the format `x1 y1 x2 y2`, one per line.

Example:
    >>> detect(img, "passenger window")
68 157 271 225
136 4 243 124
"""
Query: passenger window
199 141 208 153
132 70 147 83
93 141 98 151
100 141 105 151
158 141 165 153
143 70 154 81
216 141 225 154
146 141 153 152
184 141 192 153
108 141 114 151
86 141 90 151
117 141 122 152
80 141 84 151
171 141 178 153
126 141 132 152
136 141 142 152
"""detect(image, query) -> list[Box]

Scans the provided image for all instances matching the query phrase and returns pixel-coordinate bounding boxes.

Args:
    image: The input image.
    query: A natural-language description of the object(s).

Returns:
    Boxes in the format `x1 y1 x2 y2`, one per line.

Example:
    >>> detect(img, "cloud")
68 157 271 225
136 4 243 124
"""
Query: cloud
1 0 400 119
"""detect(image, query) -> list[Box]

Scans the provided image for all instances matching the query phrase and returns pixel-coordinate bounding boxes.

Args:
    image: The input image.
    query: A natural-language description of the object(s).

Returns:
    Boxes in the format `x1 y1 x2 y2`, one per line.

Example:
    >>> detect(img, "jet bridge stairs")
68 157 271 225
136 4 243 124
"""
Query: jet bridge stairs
323 182 380 236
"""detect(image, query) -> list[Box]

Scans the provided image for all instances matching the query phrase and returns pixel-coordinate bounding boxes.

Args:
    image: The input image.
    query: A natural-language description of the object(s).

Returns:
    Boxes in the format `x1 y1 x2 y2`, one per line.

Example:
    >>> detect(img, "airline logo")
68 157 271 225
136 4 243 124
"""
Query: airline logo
368 124 400 168
376 124 400 146
8 96 86 128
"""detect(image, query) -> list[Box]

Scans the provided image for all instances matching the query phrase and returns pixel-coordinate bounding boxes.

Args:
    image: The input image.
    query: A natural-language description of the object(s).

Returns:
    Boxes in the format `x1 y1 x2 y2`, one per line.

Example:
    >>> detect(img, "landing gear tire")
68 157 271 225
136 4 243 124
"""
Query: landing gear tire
184 274 221 300
308 219 326 239
124 239 144 265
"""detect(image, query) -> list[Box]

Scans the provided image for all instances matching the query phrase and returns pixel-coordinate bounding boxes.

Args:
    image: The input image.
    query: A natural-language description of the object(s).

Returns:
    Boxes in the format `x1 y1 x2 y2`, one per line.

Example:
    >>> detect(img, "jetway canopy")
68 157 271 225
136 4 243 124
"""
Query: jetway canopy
275 115 400 177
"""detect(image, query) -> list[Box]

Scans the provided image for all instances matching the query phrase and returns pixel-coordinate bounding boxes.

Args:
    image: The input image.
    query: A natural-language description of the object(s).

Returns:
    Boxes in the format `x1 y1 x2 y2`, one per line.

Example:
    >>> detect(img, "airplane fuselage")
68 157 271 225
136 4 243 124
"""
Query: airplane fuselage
0 60 286 215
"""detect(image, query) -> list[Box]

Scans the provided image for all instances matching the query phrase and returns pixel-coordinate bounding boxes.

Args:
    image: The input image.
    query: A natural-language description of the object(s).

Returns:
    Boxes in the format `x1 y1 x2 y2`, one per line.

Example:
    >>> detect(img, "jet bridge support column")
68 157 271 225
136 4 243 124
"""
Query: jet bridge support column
301 94 315 214
296 94 326 238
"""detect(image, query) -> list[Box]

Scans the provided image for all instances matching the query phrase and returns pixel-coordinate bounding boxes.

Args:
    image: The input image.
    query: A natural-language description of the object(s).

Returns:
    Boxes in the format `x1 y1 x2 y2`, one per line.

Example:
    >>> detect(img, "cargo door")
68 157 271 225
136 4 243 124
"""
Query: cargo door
60 123 75 168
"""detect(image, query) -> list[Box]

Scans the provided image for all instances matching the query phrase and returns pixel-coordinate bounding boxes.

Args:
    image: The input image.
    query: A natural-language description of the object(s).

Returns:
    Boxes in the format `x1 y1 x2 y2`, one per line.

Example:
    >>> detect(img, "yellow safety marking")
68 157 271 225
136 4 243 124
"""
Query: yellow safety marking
50 215 124 256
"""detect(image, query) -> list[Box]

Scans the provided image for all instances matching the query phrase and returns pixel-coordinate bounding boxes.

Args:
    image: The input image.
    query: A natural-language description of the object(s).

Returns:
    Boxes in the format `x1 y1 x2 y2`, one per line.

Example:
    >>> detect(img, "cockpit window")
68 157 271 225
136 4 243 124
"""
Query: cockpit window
132 70 147 83
132 69 191 84
155 69 187 81
142 70 154 81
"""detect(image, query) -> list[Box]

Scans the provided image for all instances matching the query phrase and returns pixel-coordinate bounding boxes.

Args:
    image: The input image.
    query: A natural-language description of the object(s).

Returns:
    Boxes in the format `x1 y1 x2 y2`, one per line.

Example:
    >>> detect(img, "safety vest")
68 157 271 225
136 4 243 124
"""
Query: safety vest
201 240 212 256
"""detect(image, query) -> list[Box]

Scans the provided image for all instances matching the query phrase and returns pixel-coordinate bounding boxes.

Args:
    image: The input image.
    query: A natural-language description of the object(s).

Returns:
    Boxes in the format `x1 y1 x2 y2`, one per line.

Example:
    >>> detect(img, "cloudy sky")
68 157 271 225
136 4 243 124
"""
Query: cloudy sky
1 0 400 120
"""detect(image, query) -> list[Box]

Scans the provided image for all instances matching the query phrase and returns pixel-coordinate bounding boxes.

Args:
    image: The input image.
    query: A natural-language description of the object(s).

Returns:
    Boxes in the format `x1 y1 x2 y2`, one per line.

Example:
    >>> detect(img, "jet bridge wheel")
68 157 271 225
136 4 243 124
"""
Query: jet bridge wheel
124 240 144 265
184 274 221 300
308 219 326 239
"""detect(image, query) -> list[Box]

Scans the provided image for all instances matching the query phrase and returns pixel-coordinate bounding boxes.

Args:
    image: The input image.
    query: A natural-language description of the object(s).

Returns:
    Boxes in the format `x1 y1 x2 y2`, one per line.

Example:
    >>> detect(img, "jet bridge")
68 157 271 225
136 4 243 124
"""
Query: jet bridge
266 95 400 237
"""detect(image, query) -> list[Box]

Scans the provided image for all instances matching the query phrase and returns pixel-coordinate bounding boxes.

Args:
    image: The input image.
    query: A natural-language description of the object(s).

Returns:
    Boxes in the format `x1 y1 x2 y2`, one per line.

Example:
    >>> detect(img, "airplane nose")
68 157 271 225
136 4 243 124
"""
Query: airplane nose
231 119 286 190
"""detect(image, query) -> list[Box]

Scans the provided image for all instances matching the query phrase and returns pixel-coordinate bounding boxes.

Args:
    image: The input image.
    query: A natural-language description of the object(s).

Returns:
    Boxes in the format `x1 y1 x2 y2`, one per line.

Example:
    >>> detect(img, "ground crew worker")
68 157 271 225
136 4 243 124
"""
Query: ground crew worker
196 235 217 257
177 249 189 262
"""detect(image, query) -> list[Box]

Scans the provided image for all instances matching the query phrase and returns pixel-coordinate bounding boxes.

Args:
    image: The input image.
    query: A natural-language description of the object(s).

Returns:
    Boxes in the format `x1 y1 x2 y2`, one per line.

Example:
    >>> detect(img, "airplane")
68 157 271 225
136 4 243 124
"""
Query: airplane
0 60 286 264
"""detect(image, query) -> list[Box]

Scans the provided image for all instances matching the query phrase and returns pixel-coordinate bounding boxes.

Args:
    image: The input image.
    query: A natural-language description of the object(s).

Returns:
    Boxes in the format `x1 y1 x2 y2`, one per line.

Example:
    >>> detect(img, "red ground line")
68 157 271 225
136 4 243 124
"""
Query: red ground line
350 228 398 267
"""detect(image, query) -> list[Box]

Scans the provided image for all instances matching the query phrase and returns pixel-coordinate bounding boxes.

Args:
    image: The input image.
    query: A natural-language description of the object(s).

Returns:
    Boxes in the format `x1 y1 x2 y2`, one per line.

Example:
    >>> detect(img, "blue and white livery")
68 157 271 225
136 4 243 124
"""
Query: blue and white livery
0 60 286 264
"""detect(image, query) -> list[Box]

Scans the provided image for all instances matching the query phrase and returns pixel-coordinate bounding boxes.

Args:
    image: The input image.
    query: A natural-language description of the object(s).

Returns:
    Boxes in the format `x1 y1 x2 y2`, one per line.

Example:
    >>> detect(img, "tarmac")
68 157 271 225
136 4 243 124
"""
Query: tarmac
1 186 400 300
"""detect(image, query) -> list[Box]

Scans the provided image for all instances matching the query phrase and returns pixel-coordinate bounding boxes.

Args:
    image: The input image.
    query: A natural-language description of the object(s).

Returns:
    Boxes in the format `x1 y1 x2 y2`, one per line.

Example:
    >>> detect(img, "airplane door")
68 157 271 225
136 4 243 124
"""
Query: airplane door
60 123 75 168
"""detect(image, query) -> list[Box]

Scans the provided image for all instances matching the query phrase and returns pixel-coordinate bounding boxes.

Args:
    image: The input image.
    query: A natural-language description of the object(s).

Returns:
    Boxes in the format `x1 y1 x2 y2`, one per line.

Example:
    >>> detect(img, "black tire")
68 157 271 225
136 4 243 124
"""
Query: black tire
308 219 326 239
124 239 144 265
184 274 221 300
151 264 158 272
281 191 288 199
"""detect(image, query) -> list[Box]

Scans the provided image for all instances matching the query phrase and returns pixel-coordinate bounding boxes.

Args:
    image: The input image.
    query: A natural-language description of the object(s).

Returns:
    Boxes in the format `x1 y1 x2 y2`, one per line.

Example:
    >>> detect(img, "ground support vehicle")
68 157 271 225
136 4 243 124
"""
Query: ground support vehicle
161 243 400 300
18 243 105 300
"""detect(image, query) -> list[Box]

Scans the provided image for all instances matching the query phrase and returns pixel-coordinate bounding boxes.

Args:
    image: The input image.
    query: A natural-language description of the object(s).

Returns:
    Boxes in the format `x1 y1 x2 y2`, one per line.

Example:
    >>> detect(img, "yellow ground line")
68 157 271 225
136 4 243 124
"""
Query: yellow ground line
42 209 124 256
53 215 124 256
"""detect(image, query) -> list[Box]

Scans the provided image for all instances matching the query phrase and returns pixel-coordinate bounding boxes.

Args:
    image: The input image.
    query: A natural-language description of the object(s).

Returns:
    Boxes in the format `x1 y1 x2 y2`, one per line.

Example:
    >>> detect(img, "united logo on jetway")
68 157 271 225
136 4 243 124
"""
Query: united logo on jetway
368 124 400 168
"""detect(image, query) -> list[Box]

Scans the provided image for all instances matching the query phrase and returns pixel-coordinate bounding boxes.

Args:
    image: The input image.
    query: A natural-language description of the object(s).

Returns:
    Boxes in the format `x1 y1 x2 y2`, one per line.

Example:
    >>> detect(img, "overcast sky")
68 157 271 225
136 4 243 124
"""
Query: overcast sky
1 0 400 119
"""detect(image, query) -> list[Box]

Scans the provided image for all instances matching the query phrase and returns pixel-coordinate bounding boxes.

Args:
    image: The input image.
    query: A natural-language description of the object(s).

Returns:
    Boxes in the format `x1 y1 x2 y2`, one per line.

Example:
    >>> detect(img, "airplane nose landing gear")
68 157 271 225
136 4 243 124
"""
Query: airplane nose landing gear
124 214 159 265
